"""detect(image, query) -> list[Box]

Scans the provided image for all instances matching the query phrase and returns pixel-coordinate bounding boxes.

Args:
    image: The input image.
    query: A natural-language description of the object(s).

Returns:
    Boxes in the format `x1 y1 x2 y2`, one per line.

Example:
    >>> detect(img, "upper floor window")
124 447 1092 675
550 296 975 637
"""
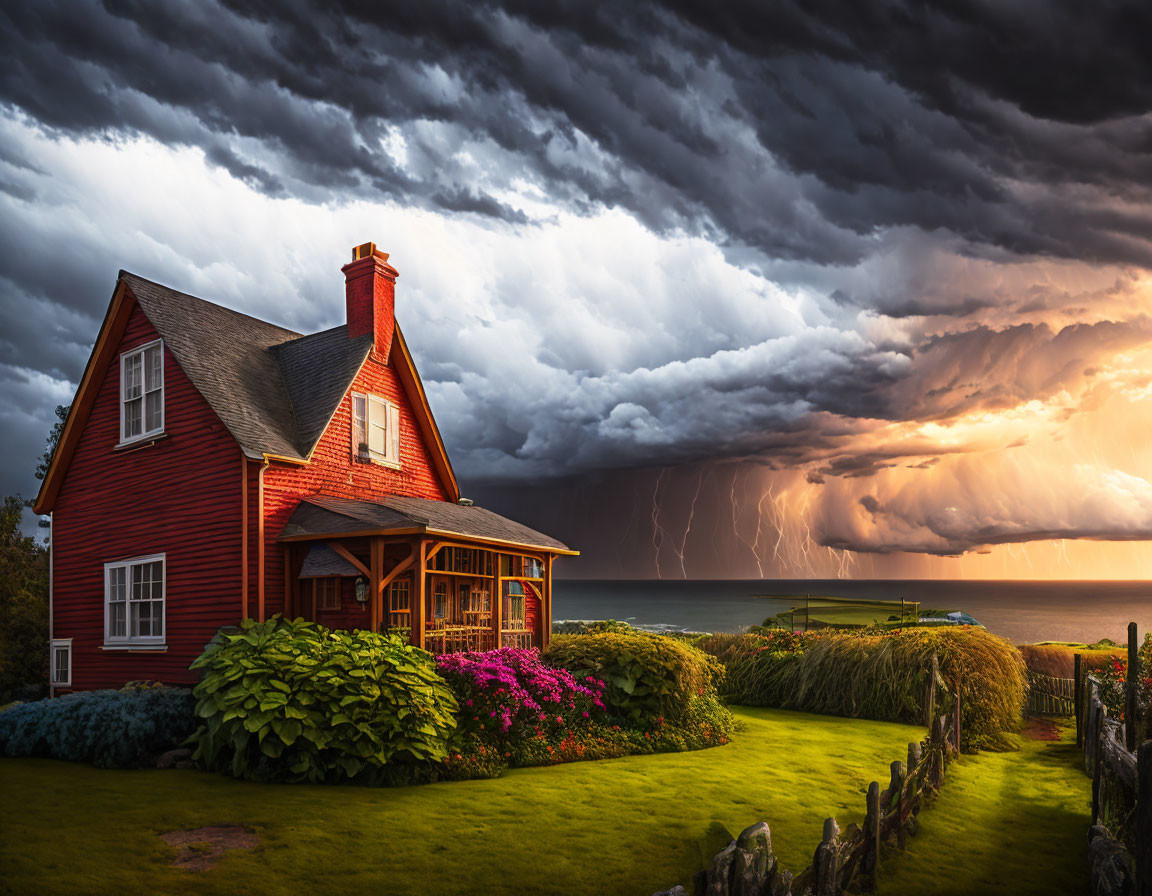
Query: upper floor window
120 340 164 444
105 554 166 647
351 392 400 468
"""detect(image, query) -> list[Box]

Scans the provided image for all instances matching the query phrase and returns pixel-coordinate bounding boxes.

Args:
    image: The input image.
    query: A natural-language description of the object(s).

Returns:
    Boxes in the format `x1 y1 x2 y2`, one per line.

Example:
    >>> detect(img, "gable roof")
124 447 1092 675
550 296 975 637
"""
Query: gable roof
35 271 460 512
122 272 307 461
271 325 374 453
280 494 577 555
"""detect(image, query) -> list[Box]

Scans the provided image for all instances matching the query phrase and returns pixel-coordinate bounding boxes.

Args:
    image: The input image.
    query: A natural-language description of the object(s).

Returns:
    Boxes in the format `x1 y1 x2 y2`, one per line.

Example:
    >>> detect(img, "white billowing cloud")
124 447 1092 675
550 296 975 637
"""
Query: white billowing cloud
3 113 1152 566
817 454 1152 556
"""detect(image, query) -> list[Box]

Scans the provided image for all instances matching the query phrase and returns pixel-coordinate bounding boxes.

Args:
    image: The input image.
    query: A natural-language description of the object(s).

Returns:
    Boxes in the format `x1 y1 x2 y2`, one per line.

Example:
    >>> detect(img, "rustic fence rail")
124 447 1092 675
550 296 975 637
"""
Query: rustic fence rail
1027 671 1075 717
1077 621 1149 896
654 655 961 896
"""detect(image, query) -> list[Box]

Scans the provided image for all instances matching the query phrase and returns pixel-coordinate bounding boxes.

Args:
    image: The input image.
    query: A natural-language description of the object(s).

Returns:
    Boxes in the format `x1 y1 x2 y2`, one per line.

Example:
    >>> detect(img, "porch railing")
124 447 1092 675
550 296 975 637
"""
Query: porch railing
425 623 497 654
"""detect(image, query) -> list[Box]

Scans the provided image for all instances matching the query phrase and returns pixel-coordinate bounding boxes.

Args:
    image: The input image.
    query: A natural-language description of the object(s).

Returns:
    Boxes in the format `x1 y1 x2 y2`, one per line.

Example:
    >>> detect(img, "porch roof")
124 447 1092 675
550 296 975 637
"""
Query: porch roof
280 494 577 555
299 543 364 578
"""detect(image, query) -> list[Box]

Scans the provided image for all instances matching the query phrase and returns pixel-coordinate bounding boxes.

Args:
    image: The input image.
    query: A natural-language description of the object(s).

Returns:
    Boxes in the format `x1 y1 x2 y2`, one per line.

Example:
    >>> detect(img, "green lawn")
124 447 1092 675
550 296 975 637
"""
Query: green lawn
0 707 924 896
881 719 1092 896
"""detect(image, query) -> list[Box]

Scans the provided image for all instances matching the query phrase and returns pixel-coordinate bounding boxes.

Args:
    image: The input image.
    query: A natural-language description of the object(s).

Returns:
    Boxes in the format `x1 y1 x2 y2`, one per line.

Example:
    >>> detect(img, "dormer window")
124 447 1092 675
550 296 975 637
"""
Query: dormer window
351 391 400 467
120 339 164 444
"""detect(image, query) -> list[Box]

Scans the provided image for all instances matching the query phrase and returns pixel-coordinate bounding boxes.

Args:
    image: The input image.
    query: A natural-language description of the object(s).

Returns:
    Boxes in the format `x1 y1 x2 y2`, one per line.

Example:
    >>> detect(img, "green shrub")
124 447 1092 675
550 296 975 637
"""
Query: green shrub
0 687 195 767
189 617 459 783
509 695 735 767
701 628 1026 751
543 631 725 723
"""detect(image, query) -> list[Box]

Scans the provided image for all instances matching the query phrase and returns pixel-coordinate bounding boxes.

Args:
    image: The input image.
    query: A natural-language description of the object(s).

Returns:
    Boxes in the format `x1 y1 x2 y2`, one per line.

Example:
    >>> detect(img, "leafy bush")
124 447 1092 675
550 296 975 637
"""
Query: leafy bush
0 686 194 767
701 627 1026 751
189 617 459 783
509 696 735 769
435 647 606 742
543 631 725 723
1093 634 1152 738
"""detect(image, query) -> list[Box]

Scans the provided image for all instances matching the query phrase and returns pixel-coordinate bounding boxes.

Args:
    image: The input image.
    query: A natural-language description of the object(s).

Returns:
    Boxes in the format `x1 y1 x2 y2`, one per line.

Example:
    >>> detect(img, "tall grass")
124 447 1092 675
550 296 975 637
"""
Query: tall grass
700 628 1027 751
1018 643 1124 678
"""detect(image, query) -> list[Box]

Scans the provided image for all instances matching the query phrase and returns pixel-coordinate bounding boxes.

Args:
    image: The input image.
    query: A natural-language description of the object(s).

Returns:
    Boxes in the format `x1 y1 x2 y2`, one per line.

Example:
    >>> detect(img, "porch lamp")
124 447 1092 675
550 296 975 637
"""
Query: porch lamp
354 576 369 606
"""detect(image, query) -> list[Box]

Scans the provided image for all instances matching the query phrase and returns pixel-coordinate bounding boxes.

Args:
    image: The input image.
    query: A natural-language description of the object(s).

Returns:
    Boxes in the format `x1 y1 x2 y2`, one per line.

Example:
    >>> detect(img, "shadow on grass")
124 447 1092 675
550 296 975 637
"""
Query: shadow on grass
879 723 1091 896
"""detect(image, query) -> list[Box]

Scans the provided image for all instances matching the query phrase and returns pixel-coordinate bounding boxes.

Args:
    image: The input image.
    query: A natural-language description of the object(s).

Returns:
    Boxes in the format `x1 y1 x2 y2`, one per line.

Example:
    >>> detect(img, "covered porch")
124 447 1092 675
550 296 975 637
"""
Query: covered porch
278 494 576 653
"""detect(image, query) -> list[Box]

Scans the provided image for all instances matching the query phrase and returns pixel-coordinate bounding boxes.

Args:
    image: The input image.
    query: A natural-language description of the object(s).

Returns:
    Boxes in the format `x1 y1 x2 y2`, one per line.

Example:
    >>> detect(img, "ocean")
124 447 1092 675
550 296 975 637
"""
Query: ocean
551 579 1152 644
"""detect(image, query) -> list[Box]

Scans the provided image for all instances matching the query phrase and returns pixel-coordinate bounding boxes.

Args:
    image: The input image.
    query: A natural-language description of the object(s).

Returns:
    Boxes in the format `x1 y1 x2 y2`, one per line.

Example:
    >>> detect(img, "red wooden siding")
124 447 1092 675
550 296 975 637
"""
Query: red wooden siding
300 577 372 631
260 352 449 618
53 302 243 688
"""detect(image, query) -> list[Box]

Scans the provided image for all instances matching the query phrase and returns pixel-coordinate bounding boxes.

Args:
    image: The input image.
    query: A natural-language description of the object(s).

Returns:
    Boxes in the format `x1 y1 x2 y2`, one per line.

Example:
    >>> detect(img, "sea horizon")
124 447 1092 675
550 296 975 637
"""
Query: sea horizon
551 577 1152 645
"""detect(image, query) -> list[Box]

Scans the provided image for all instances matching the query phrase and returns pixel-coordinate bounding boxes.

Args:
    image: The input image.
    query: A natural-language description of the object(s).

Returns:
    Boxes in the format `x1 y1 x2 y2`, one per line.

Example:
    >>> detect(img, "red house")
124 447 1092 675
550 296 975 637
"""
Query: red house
34 243 576 693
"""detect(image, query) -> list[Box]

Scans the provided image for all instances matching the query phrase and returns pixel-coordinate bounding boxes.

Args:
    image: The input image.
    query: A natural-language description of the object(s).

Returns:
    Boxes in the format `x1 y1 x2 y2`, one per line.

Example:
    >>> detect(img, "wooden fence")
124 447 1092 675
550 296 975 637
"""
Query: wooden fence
1077 622 1150 896
655 655 961 896
1027 671 1075 716
791 700 960 895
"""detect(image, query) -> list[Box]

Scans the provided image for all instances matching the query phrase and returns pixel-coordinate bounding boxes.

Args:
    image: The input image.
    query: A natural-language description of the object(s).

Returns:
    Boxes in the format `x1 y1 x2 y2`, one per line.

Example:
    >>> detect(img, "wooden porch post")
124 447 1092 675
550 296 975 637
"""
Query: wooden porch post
369 537 382 633
492 552 502 649
412 539 427 650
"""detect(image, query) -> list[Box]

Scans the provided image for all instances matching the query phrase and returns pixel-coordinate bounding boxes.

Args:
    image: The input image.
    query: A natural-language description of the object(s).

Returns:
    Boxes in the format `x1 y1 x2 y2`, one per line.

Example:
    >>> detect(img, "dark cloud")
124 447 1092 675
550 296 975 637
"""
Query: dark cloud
3 1 1152 272
3 0 1152 564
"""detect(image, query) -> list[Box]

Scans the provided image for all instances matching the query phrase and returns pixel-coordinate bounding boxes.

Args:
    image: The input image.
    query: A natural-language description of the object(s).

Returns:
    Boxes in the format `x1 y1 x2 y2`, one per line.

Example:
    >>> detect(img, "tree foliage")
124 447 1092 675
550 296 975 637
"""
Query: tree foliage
0 495 48 702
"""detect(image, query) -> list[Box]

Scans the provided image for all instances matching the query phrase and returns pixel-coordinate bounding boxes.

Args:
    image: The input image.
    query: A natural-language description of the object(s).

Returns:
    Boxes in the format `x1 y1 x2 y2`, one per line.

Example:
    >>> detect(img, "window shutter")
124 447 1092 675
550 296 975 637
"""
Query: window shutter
388 402 400 464
352 393 367 459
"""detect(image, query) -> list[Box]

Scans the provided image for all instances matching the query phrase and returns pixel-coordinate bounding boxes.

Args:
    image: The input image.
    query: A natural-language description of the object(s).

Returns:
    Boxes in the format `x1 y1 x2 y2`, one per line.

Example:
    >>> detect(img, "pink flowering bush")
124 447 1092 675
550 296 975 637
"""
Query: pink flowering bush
436 647 606 743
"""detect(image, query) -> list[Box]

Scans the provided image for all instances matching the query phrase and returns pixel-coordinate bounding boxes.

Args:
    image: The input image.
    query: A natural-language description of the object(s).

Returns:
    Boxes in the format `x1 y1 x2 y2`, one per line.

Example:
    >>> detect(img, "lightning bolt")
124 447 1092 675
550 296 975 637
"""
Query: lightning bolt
672 468 704 578
730 467 765 578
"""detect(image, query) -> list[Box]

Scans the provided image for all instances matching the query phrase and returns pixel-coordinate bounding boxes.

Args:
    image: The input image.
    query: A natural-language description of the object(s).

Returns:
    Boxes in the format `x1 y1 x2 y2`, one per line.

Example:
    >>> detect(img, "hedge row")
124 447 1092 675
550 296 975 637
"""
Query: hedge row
0 619 733 780
699 627 1027 751
0 685 194 767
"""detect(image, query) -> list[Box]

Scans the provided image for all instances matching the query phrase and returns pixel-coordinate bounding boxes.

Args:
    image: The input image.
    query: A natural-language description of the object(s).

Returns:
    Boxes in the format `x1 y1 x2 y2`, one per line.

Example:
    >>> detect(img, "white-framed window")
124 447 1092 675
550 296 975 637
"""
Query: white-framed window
120 339 164 444
351 391 400 467
51 639 72 687
104 554 166 647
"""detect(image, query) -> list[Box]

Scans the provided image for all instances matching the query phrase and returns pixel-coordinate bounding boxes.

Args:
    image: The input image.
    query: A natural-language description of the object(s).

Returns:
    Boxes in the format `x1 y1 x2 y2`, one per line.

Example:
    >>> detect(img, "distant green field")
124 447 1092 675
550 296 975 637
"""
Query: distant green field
759 596 921 630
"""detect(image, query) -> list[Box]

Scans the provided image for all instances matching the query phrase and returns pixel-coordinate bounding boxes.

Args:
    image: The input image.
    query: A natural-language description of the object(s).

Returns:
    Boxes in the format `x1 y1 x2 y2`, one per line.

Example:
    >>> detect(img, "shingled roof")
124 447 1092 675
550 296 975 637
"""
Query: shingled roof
121 271 373 462
281 494 576 554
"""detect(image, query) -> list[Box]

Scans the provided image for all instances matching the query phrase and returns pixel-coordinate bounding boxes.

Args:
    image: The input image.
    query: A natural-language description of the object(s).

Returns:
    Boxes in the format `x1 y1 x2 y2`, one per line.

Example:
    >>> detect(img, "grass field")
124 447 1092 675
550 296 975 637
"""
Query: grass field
0 707 924 896
881 719 1091 896
760 596 921 630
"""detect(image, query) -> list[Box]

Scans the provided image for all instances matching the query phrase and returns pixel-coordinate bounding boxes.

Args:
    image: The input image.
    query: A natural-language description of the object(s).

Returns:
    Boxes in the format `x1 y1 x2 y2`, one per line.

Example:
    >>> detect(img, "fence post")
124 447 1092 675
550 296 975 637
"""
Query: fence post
925 653 938 727
1136 741 1151 896
953 690 962 754
890 760 907 850
932 715 948 788
1074 653 1083 748
1127 622 1140 753
813 817 840 896
863 782 880 890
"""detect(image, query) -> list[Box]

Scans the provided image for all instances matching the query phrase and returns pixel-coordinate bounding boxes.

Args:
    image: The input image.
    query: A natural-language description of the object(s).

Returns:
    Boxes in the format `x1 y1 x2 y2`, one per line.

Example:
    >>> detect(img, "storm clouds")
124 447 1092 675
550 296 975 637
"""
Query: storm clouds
2 1 1152 572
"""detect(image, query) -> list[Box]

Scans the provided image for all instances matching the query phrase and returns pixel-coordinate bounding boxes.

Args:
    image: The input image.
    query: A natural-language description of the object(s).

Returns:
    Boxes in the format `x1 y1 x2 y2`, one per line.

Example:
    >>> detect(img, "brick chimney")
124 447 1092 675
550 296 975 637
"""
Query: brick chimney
342 242 398 359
